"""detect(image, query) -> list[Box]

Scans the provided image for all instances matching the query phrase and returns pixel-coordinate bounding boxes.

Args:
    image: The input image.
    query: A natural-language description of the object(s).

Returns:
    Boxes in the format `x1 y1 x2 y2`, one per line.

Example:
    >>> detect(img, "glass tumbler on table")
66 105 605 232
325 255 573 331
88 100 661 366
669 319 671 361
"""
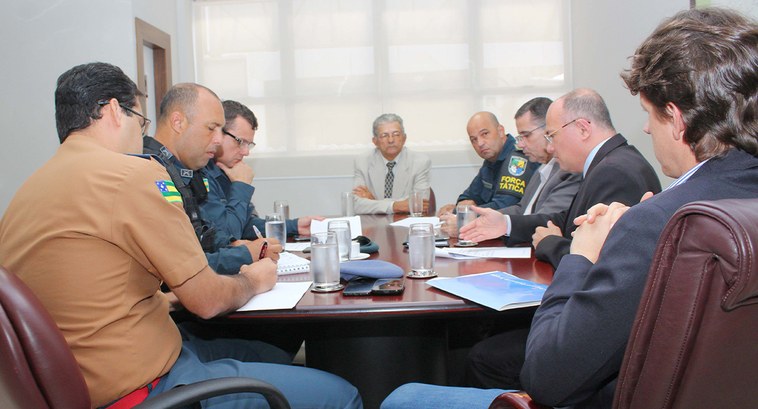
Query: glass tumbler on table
310 232 344 292
407 223 437 278
456 204 478 247
328 219 352 262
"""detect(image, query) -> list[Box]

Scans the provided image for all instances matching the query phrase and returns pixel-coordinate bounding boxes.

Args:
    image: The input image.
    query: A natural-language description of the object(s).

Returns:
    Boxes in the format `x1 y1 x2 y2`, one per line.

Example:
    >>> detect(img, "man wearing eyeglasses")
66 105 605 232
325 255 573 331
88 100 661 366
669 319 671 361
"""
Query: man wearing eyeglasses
439 98 581 239
144 84 279 276
201 100 322 244
436 111 540 217
459 88 661 269
352 113 432 214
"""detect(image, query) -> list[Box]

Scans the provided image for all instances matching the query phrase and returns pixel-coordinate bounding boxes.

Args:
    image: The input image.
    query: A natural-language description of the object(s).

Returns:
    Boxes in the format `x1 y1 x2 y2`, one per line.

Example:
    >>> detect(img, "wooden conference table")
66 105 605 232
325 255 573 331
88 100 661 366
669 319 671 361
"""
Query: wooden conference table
226 214 554 409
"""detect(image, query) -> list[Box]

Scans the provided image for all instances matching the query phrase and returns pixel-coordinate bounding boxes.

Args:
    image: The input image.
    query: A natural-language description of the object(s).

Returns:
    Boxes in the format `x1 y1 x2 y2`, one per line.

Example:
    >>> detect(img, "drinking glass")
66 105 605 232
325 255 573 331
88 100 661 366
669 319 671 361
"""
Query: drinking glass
407 223 436 278
456 204 477 246
408 189 428 217
273 200 290 219
341 192 355 217
265 213 286 245
328 219 352 262
310 232 343 292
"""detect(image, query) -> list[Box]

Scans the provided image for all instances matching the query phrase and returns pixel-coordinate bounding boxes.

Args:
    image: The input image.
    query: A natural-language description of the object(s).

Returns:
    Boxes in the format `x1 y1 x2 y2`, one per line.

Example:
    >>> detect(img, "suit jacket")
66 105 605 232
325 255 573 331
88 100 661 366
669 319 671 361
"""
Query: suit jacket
507 134 662 268
521 149 758 409
500 159 581 216
353 147 431 214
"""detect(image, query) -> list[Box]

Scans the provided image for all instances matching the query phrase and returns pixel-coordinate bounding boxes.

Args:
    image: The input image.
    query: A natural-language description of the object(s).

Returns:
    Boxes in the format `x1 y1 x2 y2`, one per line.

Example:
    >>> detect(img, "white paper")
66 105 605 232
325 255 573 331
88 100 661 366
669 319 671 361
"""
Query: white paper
236 281 312 311
435 247 479 259
438 246 532 259
310 216 362 239
284 242 310 252
389 216 441 228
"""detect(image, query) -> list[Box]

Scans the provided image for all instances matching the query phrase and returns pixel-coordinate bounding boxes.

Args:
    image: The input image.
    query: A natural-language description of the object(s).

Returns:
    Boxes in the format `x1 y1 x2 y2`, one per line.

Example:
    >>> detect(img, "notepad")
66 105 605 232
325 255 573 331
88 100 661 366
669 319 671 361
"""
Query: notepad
277 251 310 275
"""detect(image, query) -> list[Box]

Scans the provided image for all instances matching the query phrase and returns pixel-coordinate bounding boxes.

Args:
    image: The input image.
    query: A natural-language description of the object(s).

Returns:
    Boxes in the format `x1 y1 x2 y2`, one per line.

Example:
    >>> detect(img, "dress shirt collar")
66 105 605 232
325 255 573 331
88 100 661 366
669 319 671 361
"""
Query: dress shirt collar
665 159 710 190
583 136 612 177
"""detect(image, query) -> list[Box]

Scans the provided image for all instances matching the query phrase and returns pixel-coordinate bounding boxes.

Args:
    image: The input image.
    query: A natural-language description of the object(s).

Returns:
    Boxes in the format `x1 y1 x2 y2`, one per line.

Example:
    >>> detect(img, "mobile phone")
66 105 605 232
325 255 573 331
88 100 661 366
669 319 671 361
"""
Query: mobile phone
294 235 311 242
342 277 376 296
371 278 405 295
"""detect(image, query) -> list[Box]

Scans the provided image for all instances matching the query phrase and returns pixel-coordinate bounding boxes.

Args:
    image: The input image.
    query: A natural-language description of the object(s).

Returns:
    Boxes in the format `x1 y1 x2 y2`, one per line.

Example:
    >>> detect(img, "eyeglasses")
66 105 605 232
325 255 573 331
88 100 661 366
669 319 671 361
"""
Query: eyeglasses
544 118 589 144
514 124 545 144
97 100 151 135
375 131 403 140
223 129 256 150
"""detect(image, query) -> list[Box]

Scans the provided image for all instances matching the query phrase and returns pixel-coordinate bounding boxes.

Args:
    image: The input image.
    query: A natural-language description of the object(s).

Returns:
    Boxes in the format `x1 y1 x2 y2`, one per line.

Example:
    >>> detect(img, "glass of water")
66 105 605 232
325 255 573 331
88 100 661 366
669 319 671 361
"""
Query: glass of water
328 219 351 262
407 223 437 278
408 188 428 217
265 213 287 246
456 204 477 246
273 200 290 219
310 232 343 292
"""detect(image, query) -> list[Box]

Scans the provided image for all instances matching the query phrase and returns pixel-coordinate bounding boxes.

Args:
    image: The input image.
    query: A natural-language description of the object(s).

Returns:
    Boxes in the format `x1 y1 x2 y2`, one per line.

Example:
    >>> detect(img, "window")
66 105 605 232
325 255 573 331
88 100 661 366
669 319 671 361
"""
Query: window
193 0 570 157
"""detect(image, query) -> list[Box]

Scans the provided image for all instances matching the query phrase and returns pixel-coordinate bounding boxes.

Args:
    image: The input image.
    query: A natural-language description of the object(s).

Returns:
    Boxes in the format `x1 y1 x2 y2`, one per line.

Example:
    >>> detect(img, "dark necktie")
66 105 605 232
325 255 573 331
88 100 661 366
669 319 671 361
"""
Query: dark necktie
384 161 396 198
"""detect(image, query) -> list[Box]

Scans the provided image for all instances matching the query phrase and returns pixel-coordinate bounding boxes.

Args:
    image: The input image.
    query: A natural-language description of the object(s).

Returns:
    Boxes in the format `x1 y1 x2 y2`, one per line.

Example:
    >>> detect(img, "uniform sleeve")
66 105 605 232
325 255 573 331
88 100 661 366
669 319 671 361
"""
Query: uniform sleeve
521 203 666 406
112 160 208 287
205 245 253 275
201 170 255 240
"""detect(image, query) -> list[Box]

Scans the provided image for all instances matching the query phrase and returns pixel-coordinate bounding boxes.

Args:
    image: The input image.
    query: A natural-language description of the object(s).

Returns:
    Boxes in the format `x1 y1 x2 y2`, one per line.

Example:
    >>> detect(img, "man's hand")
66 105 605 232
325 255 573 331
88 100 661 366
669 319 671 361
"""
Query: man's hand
437 203 455 217
459 205 508 242
570 202 631 263
297 215 325 235
239 258 278 296
217 161 254 184
392 199 410 213
439 213 458 237
353 185 375 200
232 238 282 262
574 191 654 226
532 221 562 249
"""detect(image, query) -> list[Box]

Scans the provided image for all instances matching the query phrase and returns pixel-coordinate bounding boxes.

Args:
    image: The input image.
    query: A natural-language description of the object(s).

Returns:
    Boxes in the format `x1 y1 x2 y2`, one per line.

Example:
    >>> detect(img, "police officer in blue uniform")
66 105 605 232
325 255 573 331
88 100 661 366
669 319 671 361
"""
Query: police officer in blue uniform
144 84 277 276
438 111 539 216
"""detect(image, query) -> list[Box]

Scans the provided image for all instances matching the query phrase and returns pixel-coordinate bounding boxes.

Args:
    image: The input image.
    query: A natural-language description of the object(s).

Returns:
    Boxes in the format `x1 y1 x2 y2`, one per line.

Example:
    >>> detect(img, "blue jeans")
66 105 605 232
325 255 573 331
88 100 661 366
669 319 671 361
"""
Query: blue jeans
147 331 363 409
380 383 511 409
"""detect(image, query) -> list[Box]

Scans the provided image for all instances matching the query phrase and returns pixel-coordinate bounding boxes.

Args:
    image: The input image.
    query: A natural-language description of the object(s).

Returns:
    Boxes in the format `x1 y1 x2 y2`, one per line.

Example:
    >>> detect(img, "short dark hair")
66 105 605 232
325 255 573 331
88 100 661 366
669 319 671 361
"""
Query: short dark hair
158 83 220 124
222 100 258 131
514 97 553 123
621 7 758 160
54 62 142 143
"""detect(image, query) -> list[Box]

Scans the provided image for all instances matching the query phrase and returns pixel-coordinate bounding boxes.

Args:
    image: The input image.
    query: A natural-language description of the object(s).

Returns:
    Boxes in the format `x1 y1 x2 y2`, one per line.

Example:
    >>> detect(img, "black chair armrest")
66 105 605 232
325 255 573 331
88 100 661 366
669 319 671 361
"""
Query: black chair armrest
133 377 290 409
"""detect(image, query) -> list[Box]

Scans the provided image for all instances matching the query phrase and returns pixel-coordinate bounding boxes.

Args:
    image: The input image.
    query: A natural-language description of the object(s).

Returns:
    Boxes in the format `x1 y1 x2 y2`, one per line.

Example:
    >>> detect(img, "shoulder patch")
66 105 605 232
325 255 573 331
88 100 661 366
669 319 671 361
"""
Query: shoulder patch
155 180 183 204
203 178 209 193
508 156 528 176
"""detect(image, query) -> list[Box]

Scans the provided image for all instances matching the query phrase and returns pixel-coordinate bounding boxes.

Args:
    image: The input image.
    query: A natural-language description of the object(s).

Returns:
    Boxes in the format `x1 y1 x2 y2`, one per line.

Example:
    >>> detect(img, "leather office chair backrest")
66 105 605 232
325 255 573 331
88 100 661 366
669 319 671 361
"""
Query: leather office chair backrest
490 198 758 409
614 198 758 409
0 265 91 409
428 187 437 216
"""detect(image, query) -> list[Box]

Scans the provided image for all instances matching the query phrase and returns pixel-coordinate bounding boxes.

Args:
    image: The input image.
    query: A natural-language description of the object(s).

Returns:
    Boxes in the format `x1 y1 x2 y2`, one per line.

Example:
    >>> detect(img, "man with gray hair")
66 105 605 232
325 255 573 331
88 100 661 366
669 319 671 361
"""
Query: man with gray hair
352 113 431 214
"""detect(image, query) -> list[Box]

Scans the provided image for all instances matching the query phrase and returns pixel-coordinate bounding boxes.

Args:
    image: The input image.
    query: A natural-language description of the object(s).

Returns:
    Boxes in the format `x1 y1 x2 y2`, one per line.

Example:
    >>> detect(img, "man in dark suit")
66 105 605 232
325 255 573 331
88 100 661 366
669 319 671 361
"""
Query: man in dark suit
460 88 661 269
521 8 758 408
380 8 758 409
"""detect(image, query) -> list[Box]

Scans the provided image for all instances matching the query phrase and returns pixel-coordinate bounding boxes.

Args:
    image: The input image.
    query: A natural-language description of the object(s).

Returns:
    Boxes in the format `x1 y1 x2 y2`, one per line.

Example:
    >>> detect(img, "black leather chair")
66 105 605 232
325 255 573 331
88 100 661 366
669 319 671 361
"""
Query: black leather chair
0 266 290 409
490 198 758 409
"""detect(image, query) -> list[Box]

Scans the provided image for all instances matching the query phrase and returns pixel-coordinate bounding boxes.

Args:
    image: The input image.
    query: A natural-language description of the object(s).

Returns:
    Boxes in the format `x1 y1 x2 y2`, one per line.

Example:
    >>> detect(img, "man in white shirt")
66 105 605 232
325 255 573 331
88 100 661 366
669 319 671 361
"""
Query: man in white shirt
352 113 431 214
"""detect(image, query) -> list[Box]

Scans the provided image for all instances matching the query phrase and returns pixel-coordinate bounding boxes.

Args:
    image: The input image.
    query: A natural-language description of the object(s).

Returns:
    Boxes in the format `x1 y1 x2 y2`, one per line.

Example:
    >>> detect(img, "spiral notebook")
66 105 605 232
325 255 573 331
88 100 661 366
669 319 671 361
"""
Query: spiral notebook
277 251 310 275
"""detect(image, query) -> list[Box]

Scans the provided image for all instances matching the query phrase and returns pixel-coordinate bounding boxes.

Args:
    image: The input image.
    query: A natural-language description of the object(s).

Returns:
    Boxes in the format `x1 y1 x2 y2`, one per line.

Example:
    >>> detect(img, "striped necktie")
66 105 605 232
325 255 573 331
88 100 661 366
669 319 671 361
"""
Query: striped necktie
384 161 396 198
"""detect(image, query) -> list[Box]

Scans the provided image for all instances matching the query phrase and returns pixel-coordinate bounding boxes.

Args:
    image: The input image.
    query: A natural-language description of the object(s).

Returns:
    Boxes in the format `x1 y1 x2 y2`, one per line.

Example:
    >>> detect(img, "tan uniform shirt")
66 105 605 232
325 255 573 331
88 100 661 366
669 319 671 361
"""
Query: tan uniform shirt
0 138 208 407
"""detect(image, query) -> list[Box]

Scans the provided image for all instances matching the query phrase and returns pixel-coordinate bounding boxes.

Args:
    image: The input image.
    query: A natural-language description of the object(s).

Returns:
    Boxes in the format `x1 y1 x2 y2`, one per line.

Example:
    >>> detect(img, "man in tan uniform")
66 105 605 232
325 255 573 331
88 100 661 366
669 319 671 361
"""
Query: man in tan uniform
0 62 361 409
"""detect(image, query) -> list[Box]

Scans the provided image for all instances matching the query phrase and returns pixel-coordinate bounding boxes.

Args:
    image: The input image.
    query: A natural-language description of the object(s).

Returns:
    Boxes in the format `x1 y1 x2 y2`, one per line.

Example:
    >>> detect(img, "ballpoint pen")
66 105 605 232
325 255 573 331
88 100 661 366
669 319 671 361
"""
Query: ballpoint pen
252 225 268 259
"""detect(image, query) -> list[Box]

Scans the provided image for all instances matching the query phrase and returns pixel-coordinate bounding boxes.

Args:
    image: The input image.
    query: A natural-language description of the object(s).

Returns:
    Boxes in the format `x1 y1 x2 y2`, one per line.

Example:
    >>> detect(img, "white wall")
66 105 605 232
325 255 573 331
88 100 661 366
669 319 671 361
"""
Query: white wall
0 0 697 216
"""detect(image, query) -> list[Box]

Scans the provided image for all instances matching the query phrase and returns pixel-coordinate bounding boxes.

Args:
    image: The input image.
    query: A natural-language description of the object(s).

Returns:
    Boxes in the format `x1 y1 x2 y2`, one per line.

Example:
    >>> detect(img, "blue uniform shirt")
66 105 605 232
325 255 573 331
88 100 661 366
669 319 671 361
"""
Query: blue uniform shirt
202 160 299 241
458 137 540 209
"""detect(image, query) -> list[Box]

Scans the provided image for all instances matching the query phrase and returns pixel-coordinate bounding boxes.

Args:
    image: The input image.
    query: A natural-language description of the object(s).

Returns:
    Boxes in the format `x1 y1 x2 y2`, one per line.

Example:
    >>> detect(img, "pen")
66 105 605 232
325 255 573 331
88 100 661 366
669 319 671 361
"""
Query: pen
259 240 268 260
252 225 264 239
